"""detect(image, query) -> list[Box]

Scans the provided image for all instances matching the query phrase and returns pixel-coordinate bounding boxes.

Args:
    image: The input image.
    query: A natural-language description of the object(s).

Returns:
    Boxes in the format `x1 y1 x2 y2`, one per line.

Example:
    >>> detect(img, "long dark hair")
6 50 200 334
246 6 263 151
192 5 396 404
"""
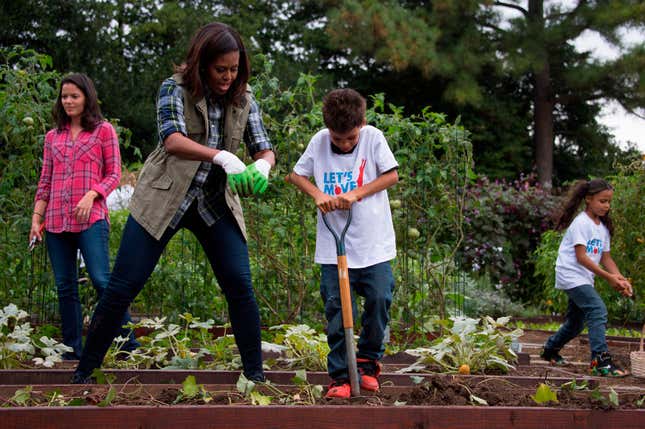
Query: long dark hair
554 178 614 235
53 73 103 131
176 22 250 106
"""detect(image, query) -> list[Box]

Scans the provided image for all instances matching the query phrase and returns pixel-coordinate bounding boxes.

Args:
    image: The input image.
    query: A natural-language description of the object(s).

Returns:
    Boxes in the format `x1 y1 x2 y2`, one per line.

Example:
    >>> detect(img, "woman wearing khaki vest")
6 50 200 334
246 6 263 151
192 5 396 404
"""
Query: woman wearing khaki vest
72 22 275 383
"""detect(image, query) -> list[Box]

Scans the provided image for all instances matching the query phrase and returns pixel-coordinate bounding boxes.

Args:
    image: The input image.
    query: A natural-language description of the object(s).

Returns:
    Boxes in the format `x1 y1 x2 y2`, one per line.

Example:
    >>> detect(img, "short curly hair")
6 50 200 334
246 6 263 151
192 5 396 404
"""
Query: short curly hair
322 88 366 133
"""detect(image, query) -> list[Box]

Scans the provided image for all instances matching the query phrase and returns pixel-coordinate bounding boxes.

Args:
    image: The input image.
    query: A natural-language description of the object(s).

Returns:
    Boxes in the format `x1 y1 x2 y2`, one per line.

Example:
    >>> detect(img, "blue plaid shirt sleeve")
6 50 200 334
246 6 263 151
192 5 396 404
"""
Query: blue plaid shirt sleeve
244 95 273 156
157 78 187 143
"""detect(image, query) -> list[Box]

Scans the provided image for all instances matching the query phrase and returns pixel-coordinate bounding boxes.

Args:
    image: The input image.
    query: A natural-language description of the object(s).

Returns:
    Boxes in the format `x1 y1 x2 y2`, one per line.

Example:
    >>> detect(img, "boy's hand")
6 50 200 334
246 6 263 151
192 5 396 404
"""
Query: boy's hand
315 195 337 214
335 191 359 209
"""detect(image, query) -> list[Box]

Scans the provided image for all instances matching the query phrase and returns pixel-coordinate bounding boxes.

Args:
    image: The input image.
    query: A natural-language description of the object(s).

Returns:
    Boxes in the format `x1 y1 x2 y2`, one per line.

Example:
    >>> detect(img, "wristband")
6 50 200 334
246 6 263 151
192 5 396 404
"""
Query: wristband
212 150 246 175
253 159 271 179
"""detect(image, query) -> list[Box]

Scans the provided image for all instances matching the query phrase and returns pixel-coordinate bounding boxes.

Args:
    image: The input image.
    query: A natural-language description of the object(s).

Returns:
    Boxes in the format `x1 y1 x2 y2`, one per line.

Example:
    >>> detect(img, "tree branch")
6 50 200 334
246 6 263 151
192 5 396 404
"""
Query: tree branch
477 20 507 35
493 1 528 17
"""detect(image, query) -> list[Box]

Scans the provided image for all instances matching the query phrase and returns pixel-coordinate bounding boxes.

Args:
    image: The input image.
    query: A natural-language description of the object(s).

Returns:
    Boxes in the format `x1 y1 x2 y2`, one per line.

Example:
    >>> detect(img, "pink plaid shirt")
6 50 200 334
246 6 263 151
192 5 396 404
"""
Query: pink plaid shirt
35 121 121 233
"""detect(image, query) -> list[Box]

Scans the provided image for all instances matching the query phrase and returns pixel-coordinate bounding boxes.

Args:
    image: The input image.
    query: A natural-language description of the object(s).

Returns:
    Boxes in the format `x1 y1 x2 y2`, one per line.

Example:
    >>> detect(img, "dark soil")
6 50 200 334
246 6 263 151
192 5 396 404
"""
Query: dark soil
5 375 643 409
512 329 645 391
3 329 643 409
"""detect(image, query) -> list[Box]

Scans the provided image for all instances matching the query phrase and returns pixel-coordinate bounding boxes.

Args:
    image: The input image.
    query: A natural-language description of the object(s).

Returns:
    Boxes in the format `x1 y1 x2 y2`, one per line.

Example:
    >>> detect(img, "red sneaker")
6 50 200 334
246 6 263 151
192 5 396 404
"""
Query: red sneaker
357 358 381 392
325 379 351 399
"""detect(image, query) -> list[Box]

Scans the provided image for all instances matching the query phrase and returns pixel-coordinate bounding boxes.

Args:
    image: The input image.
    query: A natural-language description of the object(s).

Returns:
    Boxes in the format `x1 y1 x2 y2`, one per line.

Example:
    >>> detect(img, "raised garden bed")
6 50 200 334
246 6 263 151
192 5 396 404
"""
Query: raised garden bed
1 328 643 428
1 372 644 429
3 404 643 429
0 369 597 388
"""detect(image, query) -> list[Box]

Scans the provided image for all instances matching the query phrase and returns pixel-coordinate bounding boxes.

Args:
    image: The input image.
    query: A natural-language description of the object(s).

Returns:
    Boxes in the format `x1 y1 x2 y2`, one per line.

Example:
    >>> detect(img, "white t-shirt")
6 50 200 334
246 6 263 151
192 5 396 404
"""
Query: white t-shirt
293 125 399 268
555 211 611 290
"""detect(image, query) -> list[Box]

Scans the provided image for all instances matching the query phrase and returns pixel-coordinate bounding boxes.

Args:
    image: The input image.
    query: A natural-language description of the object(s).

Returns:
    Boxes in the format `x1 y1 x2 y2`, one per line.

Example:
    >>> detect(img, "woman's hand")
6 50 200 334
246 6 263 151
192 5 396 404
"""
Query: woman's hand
73 190 98 222
246 159 271 195
212 150 253 195
29 214 45 248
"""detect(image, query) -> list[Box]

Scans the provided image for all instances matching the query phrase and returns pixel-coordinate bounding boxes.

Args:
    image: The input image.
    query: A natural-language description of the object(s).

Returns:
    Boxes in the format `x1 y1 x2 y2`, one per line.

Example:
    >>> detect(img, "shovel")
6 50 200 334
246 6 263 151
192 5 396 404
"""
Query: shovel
322 207 360 396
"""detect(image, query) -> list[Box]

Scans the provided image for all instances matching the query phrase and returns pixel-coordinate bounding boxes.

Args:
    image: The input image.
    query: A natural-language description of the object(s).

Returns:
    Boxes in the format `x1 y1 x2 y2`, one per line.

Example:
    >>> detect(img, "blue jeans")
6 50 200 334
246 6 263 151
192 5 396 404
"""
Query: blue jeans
75 202 264 380
320 261 394 380
544 284 608 360
46 220 139 359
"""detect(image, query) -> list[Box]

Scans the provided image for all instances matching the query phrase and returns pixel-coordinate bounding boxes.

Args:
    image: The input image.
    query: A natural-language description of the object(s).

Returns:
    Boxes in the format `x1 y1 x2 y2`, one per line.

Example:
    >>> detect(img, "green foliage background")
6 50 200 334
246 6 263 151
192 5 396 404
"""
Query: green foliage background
1 47 473 333
533 162 645 323
1 39 642 333
1 0 641 184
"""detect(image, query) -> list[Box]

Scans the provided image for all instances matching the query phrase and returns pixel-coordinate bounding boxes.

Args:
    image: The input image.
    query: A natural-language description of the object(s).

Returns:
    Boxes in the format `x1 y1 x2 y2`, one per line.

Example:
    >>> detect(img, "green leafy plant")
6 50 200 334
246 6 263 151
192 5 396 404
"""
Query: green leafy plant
609 160 645 321
103 314 242 371
265 324 329 371
636 395 645 408
290 369 324 404
590 387 620 409
173 375 213 404
91 368 116 385
560 378 589 392
97 387 117 407
461 175 559 305
531 383 558 404
237 371 323 406
236 374 272 405
532 229 567 314
460 271 525 318
400 316 522 374
7 386 33 407
0 303 71 368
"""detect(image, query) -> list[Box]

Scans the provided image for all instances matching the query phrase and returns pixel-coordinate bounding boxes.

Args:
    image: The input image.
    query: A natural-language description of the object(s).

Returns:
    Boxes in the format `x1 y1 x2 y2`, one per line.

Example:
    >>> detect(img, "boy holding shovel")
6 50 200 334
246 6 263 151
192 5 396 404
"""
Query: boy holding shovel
287 88 399 398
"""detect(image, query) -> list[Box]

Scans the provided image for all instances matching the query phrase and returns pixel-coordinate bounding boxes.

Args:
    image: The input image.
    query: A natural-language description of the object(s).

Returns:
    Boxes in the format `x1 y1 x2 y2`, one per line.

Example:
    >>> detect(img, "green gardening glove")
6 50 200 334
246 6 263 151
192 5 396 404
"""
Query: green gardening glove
246 159 271 195
212 150 252 196
228 169 254 196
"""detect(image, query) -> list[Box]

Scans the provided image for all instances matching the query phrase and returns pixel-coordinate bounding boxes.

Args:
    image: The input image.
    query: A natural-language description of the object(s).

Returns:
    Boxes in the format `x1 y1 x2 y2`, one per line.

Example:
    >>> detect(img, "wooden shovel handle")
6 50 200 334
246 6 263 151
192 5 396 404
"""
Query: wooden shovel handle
337 255 353 329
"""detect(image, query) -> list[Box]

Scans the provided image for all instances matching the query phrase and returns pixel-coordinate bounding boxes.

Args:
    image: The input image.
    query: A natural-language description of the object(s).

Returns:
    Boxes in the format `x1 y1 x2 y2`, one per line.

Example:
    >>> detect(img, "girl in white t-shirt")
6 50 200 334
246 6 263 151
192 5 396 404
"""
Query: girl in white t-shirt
541 179 632 377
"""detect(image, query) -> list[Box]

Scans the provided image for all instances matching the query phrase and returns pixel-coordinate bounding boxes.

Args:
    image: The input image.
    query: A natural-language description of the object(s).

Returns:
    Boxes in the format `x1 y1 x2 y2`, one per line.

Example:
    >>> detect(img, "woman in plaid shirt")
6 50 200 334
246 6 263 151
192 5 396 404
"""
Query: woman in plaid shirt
30 73 139 360
72 22 275 383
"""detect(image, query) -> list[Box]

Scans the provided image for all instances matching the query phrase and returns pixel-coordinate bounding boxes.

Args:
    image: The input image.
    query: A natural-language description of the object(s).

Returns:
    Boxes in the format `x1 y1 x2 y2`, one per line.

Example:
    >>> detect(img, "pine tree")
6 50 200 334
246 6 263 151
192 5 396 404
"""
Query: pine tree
322 0 644 186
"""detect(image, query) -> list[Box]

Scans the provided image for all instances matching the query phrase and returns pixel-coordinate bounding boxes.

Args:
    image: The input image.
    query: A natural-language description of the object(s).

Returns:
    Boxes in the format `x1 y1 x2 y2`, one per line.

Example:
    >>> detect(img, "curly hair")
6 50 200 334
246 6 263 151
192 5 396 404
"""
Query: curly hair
53 73 103 131
176 22 250 106
322 88 366 133
554 178 614 235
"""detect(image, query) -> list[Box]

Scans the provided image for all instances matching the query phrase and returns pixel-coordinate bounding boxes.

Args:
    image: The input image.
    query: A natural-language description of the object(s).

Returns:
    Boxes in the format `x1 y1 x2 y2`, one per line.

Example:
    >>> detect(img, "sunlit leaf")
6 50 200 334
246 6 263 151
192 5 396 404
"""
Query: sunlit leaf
531 383 558 404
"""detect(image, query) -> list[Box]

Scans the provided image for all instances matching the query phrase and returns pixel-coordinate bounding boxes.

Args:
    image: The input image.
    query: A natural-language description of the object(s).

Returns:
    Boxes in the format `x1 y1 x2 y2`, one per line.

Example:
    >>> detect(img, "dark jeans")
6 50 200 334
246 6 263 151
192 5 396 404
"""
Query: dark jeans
75 202 264 380
320 261 394 380
544 284 608 360
46 220 139 359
